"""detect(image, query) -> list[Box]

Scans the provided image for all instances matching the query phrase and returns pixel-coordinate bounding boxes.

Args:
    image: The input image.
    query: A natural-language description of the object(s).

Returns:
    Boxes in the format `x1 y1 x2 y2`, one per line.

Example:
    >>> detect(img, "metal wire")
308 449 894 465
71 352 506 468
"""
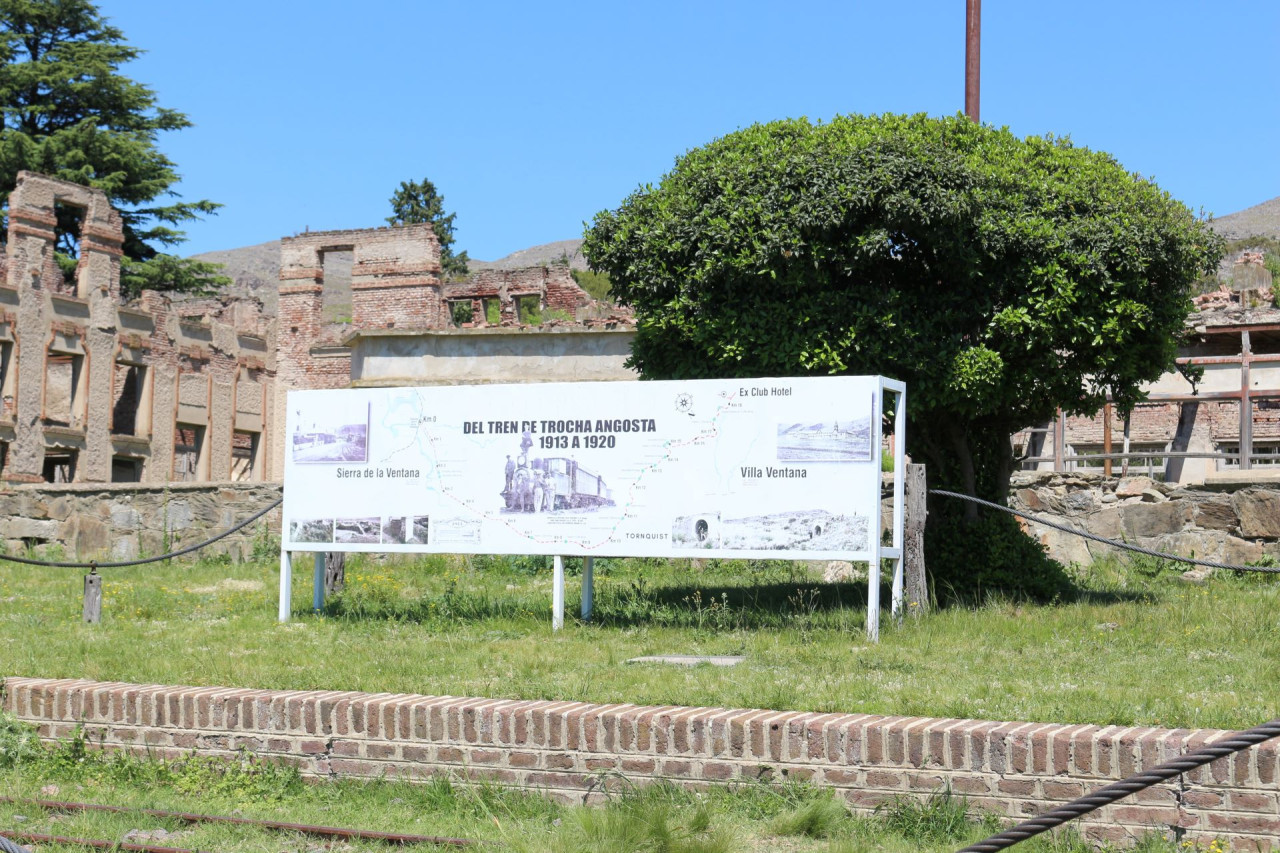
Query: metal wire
0 497 282 569
930 489 1280 573
957 718 1280 852
0 836 30 853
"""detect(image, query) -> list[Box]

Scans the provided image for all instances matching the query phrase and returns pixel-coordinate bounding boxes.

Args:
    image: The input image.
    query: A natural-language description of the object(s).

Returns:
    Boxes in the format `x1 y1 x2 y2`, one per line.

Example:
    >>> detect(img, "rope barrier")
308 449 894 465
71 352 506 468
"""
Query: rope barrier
930 489 1280 573
956 718 1280 852
0 497 282 569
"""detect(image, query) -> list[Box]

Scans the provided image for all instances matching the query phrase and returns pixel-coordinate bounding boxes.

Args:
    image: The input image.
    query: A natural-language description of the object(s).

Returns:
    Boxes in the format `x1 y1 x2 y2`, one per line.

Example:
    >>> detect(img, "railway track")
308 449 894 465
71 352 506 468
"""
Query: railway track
0 796 478 852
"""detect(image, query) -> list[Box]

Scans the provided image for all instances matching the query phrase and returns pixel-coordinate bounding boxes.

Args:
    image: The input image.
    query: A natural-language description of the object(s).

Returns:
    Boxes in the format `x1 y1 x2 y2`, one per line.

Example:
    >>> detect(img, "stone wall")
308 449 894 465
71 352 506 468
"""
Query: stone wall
1010 471 1280 567
0 481 281 562
5 678 1278 849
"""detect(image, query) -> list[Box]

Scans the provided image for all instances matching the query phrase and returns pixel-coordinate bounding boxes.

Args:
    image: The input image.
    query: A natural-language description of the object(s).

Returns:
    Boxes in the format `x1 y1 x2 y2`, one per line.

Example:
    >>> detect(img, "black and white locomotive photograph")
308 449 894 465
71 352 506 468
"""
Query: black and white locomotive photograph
498 431 615 513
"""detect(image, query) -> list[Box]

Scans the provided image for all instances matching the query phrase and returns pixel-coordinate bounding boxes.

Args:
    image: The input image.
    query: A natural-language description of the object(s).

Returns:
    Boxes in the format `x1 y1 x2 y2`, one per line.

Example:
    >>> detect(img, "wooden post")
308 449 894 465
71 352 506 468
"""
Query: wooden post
323 551 345 595
904 464 929 616
82 569 102 624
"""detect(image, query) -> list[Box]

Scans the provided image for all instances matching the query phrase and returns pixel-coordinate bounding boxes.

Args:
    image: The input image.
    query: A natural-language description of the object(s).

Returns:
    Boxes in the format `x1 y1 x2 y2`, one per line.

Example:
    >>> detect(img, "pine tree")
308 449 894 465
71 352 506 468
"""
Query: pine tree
0 0 226 296
386 177 470 278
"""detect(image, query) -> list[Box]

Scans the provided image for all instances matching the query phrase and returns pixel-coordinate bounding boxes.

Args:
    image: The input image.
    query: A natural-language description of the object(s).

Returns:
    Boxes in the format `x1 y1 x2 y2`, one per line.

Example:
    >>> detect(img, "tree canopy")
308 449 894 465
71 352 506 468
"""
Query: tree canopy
386 177 469 278
0 0 226 297
583 114 1224 597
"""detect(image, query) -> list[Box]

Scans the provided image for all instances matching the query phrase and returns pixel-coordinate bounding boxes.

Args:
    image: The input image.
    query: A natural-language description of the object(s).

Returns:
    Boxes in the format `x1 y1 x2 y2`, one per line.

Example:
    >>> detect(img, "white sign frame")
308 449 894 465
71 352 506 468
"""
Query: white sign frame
278 376 905 640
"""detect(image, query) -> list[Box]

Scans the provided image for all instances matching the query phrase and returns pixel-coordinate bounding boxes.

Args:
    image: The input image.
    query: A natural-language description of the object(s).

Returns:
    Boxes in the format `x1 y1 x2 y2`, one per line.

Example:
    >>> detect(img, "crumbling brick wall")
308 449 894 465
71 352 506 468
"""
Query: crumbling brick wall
0 172 277 485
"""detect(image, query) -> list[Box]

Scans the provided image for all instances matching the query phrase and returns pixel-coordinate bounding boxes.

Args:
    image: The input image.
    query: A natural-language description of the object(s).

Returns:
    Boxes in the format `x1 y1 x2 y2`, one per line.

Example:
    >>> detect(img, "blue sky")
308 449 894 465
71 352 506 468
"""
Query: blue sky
104 0 1279 260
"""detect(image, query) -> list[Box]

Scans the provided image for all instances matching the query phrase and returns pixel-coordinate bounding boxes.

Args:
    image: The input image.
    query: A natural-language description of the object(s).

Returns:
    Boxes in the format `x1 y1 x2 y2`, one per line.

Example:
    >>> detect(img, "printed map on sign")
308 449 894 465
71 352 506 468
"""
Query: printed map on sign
283 376 885 560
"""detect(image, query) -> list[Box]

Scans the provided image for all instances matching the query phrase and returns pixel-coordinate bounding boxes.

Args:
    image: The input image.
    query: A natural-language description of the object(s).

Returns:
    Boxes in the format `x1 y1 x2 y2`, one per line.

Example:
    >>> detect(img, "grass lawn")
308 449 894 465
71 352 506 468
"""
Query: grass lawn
1 548 1277 730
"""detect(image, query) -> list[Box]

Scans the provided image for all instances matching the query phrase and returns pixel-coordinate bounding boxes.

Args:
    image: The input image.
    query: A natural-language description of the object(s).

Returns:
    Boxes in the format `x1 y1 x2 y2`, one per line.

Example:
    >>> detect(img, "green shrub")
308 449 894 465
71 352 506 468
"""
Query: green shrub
925 511 1073 603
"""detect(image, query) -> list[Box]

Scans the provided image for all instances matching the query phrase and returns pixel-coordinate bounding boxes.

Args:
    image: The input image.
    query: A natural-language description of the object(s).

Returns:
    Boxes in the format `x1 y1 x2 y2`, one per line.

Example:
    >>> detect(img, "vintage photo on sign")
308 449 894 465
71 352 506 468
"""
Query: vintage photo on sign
289 518 334 544
718 510 868 551
499 437 615 514
381 516 408 545
776 415 872 462
292 402 370 463
408 515 430 545
334 517 380 544
671 512 722 549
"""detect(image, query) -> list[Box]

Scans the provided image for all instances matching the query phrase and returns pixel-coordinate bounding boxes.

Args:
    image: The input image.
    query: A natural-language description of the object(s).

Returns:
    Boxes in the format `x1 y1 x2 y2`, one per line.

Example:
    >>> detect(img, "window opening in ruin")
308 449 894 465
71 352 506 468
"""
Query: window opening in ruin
449 300 473 327
0 441 7 476
1070 442 1169 479
0 340 13 420
320 248 353 324
483 298 501 325
42 450 76 483
231 430 259 481
173 423 206 481
44 348 84 427
1217 442 1280 469
515 295 542 325
112 363 146 436
53 200 86 294
111 455 142 482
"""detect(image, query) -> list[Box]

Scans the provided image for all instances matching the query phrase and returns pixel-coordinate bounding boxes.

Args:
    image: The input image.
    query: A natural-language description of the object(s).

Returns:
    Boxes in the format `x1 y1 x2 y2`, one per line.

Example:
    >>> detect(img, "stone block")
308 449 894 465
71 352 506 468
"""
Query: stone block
164 500 194 531
1115 476 1154 498
1232 490 1280 539
110 505 141 531
111 536 138 561
1085 508 1124 541
1192 498 1237 532
3 517 60 541
44 496 72 521
1223 535 1264 566
70 515 111 557
1122 501 1189 539
1064 490 1098 514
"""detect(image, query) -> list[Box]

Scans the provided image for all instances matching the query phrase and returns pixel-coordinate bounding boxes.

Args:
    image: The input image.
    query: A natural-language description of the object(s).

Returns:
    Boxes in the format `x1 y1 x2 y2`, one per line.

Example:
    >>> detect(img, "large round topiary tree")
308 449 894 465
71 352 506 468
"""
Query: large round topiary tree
583 113 1223 599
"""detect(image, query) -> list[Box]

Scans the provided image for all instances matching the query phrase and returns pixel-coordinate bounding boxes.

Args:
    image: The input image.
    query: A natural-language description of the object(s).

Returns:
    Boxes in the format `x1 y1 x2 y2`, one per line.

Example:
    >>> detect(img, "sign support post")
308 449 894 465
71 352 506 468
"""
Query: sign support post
581 556 594 621
313 553 326 612
278 550 292 623
552 555 565 630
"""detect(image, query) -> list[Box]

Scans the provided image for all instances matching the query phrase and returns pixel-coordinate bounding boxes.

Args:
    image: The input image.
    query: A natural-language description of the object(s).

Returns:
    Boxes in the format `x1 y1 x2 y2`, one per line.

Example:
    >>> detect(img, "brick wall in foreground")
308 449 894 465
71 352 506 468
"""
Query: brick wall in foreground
3 678 1277 850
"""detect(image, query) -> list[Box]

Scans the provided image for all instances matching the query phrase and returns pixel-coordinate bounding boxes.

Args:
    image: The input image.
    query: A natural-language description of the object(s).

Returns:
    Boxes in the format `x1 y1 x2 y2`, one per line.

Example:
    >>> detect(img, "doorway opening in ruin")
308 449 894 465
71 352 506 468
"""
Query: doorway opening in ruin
112 362 149 436
45 341 86 427
0 339 14 420
42 450 76 483
231 430 260 481
173 423 207 481
52 199 86 295
0 442 8 477
320 248 353 324
111 455 143 483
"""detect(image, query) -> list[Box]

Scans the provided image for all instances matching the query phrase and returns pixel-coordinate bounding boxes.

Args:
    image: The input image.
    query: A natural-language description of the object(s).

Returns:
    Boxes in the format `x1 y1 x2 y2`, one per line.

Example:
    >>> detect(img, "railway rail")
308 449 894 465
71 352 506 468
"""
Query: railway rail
0 796 478 851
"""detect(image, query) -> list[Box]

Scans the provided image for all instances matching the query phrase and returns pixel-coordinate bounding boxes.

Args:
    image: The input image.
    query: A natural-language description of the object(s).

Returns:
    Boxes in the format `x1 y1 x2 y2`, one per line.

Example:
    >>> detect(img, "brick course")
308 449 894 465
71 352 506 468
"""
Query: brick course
3 678 1276 849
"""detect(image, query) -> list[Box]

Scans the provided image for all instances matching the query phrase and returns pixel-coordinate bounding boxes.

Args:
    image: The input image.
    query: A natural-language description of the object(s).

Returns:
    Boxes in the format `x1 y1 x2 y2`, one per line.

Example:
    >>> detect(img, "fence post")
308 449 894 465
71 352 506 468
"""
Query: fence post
82 567 102 624
904 464 928 615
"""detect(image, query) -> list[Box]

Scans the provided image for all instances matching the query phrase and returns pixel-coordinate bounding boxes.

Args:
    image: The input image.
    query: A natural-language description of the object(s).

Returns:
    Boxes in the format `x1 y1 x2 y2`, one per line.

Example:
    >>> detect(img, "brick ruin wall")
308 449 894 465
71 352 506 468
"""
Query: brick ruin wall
0 172 275 487
5 678 1278 850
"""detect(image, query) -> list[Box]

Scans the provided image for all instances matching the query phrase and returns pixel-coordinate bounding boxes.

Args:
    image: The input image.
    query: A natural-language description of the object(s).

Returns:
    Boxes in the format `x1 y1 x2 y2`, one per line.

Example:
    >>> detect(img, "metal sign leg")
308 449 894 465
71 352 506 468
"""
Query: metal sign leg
553 555 565 631
278 550 293 623
313 553 326 613
581 557 594 621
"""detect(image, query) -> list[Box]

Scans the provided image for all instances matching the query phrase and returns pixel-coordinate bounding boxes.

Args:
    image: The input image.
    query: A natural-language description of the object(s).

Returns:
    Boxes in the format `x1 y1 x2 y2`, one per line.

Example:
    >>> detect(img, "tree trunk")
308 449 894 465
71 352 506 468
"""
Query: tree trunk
323 552 345 596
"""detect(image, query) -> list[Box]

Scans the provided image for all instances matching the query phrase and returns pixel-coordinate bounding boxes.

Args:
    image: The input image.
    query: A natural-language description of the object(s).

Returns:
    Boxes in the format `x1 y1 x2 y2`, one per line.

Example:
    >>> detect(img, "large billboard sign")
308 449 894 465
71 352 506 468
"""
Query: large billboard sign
282 376 899 562
280 375 907 638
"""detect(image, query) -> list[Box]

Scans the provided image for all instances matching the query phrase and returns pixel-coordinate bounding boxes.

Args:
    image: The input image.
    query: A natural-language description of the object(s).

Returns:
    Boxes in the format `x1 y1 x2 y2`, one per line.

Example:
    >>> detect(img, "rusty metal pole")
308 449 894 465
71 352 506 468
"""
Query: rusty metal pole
966 0 981 122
